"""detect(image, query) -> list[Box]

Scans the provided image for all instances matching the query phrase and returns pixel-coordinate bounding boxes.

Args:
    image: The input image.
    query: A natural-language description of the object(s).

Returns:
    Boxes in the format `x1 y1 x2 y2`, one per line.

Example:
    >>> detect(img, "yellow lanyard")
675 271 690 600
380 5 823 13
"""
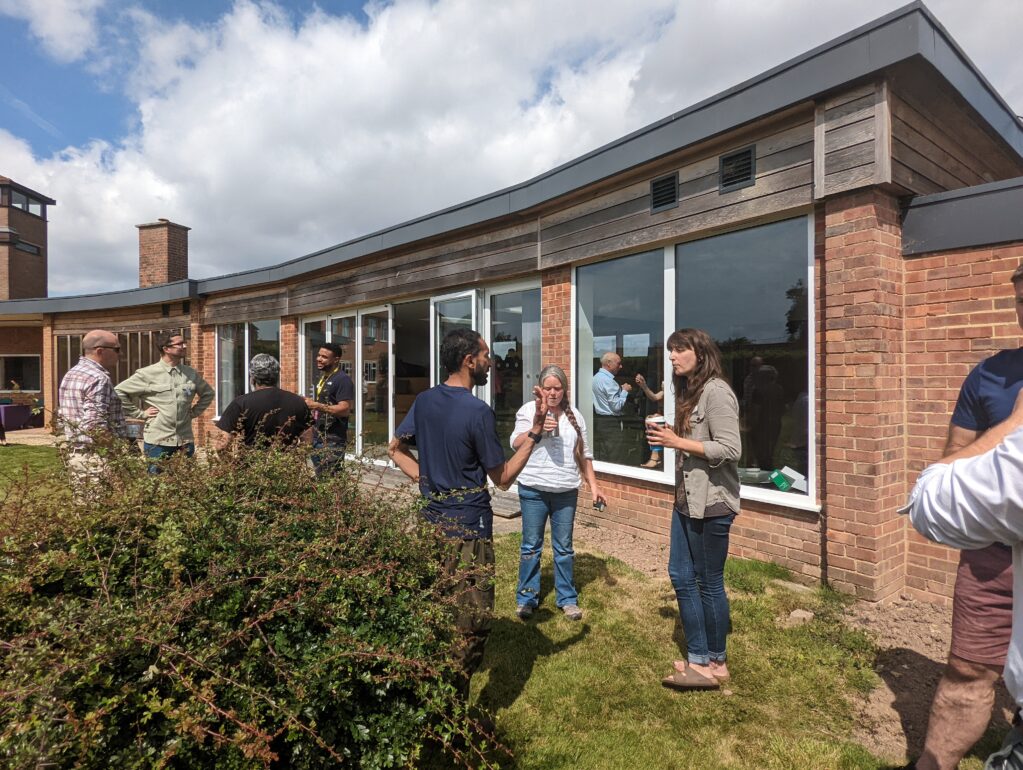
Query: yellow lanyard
315 365 340 401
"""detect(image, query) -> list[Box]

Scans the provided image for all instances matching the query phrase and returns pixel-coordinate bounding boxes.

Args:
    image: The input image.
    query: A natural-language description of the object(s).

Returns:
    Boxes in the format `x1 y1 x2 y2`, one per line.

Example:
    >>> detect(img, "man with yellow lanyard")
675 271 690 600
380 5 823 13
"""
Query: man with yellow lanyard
304 342 355 477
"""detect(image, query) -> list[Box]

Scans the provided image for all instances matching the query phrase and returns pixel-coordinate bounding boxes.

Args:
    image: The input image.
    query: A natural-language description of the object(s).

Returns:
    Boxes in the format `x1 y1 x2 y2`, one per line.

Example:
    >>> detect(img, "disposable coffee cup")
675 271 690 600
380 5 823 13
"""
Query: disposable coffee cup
645 415 666 448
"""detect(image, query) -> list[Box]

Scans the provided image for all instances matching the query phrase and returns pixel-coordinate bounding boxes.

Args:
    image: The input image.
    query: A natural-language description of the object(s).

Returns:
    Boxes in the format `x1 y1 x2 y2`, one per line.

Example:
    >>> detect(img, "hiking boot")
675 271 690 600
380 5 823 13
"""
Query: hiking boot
515 605 533 620
561 604 583 621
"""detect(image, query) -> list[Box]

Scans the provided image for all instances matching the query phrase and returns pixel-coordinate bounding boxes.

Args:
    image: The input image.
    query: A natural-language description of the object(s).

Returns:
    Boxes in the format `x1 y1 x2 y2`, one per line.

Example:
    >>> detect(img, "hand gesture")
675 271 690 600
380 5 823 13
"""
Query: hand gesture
621 382 633 393
542 411 558 433
635 373 646 386
144 406 159 418
532 385 546 428
646 421 679 450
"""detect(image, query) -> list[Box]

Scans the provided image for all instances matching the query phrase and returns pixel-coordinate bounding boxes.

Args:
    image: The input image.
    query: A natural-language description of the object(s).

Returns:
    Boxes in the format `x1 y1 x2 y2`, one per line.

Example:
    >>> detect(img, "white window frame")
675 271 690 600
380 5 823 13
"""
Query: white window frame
570 213 819 512
429 289 481 390
0 353 42 392
215 319 281 417
481 278 542 409
356 305 391 460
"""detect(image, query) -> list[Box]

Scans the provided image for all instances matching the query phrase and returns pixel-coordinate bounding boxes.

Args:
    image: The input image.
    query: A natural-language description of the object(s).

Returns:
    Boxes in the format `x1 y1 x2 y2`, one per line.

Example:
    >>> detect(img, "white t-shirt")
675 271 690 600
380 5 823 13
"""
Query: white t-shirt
510 401 593 492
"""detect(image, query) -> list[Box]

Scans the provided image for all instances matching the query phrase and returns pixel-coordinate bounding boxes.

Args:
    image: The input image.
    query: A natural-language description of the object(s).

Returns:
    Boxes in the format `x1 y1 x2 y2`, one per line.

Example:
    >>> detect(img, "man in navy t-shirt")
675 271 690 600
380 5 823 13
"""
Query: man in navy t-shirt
909 265 1023 770
304 342 355 477
389 327 545 696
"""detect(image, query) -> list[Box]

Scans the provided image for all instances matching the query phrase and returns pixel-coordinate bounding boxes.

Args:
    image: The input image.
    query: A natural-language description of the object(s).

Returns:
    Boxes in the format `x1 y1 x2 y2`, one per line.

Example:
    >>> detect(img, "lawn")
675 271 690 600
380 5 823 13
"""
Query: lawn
473 534 889 770
0 445 59 491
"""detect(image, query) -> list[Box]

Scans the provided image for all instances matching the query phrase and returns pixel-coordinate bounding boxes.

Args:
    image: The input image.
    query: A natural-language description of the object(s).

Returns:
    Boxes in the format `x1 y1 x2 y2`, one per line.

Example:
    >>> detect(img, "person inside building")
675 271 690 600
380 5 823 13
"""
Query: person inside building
646 328 741 691
511 364 605 622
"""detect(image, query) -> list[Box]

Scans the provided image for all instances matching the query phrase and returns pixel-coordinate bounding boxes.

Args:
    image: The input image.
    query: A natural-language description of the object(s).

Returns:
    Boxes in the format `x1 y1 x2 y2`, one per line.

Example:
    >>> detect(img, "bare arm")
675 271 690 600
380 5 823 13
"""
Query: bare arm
388 437 420 482
938 392 1023 465
581 458 605 505
942 423 979 458
305 398 352 418
211 426 233 451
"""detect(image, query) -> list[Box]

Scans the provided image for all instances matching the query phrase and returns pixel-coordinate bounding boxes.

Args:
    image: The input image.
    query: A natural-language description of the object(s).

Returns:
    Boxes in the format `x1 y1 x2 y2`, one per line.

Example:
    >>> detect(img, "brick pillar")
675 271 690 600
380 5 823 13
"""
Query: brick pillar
198 325 218 444
541 267 571 377
822 189 906 601
42 314 56 430
279 316 299 394
190 301 208 445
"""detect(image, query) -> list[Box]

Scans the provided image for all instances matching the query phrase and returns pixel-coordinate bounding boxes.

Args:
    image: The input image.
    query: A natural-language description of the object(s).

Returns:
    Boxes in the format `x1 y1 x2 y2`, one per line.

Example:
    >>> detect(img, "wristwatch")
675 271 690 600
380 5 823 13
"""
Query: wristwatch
526 430 543 444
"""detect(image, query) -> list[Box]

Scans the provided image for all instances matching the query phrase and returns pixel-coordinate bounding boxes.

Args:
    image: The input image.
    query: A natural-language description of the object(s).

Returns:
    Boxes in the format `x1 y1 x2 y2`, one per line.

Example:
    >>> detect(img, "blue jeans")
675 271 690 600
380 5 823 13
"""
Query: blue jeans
516 485 579 608
667 507 736 665
311 435 346 478
143 442 194 474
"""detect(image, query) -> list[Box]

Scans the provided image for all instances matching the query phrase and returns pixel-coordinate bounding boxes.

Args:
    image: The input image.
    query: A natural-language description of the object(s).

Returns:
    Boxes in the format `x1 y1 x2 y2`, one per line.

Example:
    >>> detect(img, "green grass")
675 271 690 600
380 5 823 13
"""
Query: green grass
0 445 59 491
471 533 889 770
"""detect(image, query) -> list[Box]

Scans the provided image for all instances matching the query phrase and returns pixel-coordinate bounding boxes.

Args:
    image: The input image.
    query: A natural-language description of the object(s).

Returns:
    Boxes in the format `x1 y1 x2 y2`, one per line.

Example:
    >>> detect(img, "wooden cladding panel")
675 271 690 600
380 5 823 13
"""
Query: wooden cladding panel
286 223 537 315
540 117 813 269
201 289 288 325
54 311 190 335
888 63 1023 195
813 80 887 199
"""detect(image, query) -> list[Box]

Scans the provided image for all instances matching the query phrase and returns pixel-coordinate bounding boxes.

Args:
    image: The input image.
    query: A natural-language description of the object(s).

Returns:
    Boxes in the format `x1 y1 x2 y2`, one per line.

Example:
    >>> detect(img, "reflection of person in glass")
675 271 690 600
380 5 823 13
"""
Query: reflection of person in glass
511 365 606 622
645 329 741 691
592 351 632 463
635 373 664 468
751 364 784 471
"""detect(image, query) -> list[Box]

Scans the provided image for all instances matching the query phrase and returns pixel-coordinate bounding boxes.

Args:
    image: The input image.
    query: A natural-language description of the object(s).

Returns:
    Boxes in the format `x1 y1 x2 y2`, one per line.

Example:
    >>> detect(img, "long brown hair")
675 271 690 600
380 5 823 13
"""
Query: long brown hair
537 364 586 471
668 328 725 434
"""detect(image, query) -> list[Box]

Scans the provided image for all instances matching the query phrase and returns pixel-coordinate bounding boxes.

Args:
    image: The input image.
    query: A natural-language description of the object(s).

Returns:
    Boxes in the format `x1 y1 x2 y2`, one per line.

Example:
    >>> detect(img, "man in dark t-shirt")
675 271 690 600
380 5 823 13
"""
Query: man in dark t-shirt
909 265 1023 770
389 328 545 697
304 342 355 477
215 354 312 448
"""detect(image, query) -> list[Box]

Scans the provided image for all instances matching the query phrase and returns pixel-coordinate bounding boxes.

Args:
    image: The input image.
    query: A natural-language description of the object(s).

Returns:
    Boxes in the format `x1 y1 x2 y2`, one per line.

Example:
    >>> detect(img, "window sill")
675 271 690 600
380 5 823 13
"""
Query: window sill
591 460 821 514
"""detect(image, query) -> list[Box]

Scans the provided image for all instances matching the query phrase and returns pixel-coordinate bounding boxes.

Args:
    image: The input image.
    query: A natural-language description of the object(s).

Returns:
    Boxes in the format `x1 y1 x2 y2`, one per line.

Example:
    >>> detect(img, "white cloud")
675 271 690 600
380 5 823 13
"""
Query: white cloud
0 0 106 62
3 0 1022 296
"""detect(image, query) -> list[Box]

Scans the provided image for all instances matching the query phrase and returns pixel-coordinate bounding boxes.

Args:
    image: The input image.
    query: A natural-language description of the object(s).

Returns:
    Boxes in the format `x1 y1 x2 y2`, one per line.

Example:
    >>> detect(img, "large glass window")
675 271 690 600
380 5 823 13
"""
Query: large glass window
303 320 327 398
217 320 281 414
491 288 541 459
676 217 810 495
433 295 474 383
0 356 41 391
576 249 664 468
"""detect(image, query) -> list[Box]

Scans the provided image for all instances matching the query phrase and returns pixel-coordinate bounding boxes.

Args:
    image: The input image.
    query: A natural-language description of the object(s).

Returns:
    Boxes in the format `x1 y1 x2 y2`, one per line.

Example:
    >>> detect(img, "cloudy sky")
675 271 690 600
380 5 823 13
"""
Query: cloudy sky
1 0 1021 297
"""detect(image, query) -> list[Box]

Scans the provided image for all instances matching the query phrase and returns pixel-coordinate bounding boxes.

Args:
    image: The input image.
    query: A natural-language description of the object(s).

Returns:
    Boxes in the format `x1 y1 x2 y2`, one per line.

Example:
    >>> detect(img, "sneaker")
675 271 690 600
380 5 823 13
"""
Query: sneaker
561 604 583 621
516 605 533 619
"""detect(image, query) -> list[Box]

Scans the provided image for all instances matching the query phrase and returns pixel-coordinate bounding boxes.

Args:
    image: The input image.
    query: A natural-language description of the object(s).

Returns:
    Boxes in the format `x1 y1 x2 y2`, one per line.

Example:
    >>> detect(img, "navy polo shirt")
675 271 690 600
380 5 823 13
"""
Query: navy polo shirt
315 368 355 444
394 383 505 538
951 348 1023 431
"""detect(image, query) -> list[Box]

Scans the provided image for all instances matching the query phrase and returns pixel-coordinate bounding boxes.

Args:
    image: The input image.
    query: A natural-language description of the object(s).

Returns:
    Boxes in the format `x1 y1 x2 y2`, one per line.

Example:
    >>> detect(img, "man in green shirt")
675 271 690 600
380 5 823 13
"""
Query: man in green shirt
116 332 215 470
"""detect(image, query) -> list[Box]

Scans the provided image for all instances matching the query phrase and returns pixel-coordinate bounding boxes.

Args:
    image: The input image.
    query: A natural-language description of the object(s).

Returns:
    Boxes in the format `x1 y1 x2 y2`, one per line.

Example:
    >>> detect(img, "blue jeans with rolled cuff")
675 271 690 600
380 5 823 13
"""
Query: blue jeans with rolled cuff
516 485 579 609
667 506 736 665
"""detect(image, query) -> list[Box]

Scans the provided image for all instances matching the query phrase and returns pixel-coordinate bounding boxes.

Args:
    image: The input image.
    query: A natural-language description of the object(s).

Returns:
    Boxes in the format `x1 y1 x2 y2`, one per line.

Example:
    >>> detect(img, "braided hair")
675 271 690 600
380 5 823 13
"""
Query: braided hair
536 364 587 472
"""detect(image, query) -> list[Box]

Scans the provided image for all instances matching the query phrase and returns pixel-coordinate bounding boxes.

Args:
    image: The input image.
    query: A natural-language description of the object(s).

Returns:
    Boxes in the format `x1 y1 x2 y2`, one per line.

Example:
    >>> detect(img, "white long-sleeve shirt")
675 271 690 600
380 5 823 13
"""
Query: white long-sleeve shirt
906 426 1023 705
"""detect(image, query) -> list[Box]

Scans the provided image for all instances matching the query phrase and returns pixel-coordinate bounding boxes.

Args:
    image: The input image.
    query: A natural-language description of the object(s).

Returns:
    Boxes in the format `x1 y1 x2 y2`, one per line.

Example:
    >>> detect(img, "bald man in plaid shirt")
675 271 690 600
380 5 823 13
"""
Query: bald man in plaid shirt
59 329 131 478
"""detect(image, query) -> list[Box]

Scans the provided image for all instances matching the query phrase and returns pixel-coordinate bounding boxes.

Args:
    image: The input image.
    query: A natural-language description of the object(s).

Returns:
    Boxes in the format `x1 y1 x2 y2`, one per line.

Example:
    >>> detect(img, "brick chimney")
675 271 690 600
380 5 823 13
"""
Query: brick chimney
137 218 189 288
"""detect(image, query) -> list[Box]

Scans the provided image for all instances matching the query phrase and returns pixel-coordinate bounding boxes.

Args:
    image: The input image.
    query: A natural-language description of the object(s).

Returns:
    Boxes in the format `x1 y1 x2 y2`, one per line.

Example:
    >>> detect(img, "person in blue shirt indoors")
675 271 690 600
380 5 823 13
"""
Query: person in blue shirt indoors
511 364 606 622
591 351 632 464
388 328 546 699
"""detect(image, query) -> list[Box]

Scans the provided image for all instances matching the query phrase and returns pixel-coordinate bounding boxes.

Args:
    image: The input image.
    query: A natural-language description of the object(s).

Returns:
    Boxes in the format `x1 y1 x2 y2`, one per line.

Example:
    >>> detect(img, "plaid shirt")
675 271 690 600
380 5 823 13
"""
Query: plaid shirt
59 357 129 448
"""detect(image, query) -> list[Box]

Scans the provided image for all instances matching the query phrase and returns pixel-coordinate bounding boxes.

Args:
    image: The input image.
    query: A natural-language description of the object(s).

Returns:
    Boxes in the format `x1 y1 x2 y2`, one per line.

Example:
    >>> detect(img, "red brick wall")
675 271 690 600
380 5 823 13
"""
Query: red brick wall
280 316 299 393
902 242 1023 604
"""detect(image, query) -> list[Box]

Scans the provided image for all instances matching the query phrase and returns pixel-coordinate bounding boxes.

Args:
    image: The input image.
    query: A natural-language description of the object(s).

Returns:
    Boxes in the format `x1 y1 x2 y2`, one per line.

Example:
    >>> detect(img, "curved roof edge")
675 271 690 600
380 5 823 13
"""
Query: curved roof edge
0 280 197 315
902 176 1023 255
5 1 1022 315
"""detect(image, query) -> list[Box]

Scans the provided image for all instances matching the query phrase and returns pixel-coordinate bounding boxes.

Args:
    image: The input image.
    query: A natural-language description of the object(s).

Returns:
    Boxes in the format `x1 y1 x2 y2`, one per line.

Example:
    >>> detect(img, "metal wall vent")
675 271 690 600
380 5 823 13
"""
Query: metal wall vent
650 173 678 213
719 146 756 193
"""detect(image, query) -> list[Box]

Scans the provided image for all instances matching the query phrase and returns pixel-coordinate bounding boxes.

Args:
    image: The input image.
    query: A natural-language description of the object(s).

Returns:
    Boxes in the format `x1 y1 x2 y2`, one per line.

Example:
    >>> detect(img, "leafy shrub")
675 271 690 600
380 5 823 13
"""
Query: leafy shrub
0 442 488 768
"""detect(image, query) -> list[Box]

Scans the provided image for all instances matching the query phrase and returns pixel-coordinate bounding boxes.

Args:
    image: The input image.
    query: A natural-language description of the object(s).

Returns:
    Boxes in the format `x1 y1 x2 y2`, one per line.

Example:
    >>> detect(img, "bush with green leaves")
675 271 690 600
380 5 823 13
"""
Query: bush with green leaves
0 442 489 768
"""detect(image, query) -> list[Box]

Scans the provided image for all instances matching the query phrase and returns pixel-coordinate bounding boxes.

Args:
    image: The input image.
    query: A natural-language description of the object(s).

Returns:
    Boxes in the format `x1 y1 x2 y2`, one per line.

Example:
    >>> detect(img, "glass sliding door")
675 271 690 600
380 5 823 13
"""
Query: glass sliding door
358 308 390 459
303 320 327 398
217 323 245 414
488 287 541 459
431 292 477 386
393 300 430 430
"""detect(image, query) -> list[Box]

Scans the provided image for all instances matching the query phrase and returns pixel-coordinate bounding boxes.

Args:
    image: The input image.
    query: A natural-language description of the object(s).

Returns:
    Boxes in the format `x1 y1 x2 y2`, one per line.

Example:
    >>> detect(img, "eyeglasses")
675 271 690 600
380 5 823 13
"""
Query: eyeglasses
92 345 122 353
166 342 186 348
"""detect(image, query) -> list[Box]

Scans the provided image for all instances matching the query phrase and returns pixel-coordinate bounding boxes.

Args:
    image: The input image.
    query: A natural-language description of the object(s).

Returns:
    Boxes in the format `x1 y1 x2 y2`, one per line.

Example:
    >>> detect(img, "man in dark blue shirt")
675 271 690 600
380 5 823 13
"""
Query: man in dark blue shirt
389 328 545 696
908 264 1023 770
305 342 355 478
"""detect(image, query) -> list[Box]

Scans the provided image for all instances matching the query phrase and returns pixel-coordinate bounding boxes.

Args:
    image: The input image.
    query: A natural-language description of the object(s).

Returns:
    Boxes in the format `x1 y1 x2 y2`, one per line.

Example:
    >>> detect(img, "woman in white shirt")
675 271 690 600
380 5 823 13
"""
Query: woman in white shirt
511 365 606 621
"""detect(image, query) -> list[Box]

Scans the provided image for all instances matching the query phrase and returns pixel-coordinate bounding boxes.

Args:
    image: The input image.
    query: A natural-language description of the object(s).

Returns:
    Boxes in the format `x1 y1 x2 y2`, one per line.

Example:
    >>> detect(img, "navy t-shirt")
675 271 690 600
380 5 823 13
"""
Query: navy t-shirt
951 348 1023 431
394 383 505 538
315 369 355 443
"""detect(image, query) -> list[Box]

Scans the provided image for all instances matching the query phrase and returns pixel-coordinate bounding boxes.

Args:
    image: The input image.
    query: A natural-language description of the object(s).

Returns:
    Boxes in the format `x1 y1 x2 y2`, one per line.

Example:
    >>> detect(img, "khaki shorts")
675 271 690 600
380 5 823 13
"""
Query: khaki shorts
950 543 1013 667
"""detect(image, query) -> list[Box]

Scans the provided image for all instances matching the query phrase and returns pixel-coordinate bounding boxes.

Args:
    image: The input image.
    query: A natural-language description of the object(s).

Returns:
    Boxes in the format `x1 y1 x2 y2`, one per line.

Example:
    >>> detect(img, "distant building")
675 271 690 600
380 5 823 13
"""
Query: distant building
3 2 1023 604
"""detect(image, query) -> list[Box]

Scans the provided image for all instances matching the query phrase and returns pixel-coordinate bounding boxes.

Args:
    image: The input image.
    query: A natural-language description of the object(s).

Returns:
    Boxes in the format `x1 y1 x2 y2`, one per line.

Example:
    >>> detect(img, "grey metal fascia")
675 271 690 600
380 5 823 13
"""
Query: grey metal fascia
903 176 1023 255
0 280 198 314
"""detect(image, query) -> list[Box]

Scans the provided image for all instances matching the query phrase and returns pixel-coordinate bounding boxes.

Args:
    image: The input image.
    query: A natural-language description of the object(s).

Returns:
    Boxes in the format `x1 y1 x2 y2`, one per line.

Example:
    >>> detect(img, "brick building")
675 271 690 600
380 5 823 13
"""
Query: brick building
3 2 1023 604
